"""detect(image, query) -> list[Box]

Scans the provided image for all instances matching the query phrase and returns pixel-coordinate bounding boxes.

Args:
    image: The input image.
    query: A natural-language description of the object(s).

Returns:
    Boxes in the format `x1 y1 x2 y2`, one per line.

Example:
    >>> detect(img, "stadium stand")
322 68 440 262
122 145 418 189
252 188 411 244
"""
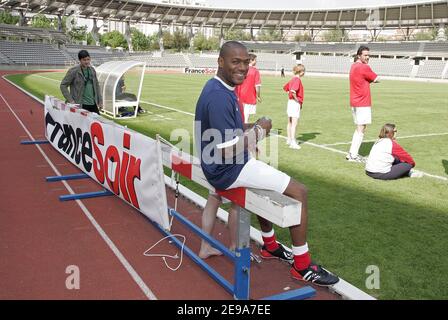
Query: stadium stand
241 41 297 53
243 41 448 58
300 54 352 74
0 23 68 43
129 53 188 68
186 54 216 68
64 44 130 66
0 40 68 65
0 51 12 65
416 59 447 78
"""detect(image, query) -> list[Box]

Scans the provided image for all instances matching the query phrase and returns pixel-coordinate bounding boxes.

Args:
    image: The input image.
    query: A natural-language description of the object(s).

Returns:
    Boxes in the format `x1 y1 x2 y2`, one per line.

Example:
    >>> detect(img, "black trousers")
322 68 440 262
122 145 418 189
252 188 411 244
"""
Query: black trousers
82 104 99 114
366 160 413 180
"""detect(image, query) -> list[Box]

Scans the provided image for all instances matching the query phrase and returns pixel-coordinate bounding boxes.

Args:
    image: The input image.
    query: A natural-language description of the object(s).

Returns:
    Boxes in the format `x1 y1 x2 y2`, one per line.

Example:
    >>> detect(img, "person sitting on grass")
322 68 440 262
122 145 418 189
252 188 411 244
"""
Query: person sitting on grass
365 123 423 180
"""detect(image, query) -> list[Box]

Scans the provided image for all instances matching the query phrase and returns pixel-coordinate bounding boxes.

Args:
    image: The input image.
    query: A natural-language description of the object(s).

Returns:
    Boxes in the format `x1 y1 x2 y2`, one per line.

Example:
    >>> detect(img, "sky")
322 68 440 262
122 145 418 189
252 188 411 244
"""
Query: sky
206 0 436 10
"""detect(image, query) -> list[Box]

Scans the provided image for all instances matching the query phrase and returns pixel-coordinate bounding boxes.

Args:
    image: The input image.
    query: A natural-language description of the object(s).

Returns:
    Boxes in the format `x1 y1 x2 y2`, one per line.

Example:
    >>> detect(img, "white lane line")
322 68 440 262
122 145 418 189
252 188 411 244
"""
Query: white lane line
11 74 448 182
0 92 158 300
324 132 448 146
141 100 195 117
30 74 61 83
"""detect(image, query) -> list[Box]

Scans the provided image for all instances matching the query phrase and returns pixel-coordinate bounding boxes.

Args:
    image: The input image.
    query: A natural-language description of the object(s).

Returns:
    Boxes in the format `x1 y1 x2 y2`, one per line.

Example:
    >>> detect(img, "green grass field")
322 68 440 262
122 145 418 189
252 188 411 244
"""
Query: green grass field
5 71 448 300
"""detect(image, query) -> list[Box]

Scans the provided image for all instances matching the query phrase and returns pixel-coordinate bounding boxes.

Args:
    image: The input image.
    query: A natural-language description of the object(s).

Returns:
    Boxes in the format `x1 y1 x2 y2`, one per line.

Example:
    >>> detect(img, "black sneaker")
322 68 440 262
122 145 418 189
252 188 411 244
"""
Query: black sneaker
291 262 339 286
138 107 146 114
260 243 293 263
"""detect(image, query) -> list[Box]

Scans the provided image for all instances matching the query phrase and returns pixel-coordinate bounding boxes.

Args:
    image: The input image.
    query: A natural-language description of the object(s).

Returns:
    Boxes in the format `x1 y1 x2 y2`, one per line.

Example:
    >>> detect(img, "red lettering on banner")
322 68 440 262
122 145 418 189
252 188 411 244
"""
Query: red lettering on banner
216 188 246 208
171 154 192 179
120 133 131 202
123 132 131 149
127 156 141 208
91 122 105 184
120 152 131 202
105 146 120 195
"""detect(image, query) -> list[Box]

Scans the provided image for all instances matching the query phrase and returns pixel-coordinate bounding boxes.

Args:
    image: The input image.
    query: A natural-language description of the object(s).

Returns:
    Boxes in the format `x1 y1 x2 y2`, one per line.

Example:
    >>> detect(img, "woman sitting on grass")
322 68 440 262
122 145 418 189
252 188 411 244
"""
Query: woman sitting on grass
365 123 423 180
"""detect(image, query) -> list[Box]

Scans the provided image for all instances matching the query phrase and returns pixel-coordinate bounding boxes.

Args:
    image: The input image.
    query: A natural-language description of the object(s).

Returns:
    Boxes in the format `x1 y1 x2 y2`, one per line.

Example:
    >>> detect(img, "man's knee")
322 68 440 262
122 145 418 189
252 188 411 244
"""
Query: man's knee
284 178 308 200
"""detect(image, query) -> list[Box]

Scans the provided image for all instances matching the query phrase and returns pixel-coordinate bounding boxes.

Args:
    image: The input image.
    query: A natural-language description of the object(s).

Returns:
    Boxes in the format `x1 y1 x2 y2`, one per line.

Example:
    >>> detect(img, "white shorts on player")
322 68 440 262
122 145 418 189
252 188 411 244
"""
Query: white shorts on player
243 103 257 116
351 106 371 125
287 100 301 118
227 158 291 193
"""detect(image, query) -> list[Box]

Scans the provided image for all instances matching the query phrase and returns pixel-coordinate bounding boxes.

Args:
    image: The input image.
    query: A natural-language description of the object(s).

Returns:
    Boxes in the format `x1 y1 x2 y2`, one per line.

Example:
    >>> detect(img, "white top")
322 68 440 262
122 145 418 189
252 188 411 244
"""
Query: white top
365 138 394 174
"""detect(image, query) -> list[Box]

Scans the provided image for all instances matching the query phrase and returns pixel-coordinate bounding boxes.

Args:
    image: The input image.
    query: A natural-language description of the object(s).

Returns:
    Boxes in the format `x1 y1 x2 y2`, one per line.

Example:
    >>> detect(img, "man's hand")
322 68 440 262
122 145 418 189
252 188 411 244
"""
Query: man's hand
255 116 272 137
257 96 262 103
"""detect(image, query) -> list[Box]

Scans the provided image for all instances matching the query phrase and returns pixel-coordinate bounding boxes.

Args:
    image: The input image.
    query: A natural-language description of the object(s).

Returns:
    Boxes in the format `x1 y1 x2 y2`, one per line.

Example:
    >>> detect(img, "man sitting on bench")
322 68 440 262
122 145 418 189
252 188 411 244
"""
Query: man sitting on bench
116 76 146 115
194 41 339 286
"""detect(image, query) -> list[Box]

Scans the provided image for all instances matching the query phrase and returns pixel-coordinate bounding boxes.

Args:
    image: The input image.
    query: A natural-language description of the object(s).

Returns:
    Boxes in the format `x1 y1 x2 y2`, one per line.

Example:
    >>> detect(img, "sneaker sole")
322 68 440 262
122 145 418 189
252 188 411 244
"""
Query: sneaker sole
290 274 339 287
260 251 293 263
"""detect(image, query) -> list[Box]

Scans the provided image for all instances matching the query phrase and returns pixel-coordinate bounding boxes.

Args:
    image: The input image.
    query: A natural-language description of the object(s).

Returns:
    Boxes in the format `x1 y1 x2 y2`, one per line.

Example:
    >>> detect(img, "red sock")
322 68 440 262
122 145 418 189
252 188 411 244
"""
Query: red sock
293 252 311 271
262 234 280 251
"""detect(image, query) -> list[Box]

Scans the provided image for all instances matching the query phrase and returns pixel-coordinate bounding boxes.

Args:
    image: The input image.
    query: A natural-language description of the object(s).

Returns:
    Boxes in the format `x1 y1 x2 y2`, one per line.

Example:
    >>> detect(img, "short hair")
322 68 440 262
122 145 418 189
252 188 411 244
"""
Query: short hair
249 53 257 61
293 64 305 75
378 123 396 139
78 50 90 60
357 45 370 56
219 41 247 58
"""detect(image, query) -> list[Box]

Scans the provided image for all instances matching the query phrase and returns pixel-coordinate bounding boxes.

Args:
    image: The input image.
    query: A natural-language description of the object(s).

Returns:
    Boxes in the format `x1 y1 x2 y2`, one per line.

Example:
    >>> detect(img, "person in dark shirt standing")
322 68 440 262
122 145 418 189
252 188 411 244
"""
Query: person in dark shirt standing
60 50 102 114
194 41 339 286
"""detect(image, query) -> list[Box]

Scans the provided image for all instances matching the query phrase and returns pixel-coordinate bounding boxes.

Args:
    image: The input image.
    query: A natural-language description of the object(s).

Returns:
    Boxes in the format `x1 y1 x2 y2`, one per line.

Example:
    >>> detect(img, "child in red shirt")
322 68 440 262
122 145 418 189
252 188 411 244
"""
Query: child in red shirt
283 64 305 150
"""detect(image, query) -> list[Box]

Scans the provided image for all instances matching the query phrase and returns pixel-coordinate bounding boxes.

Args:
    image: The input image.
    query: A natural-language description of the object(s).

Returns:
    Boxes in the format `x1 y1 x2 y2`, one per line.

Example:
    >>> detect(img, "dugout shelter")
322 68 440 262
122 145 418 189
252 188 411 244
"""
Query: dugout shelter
96 60 146 119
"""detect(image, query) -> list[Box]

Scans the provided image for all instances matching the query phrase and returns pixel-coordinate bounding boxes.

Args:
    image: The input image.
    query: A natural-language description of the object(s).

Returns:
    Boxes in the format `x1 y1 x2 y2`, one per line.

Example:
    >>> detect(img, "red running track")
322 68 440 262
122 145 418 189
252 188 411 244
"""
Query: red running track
0 70 339 300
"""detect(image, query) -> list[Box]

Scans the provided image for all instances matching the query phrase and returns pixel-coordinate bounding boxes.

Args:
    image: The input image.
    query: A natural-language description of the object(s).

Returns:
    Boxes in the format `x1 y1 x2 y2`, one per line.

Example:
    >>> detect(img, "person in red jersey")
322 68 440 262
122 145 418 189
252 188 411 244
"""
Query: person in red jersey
283 64 305 150
235 53 261 124
365 123 424 179
347 45 379 163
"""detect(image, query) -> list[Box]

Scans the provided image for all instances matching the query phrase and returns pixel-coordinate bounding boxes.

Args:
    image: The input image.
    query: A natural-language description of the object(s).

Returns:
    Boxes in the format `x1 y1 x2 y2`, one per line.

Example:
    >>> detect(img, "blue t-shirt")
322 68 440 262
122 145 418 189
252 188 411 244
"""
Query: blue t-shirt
195 77 249 190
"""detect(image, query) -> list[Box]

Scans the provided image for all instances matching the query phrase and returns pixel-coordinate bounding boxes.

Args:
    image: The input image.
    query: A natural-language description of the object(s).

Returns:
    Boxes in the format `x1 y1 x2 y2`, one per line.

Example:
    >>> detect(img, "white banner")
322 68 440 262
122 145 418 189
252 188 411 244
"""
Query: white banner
44 96 170 230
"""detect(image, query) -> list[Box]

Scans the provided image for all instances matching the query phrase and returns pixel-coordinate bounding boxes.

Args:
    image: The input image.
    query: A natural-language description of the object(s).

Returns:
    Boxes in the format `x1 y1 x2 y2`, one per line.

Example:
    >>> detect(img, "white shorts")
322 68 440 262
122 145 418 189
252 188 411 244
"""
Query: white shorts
351 106 371 125
227 158 291 194
244 104 257 116
287 100 301 118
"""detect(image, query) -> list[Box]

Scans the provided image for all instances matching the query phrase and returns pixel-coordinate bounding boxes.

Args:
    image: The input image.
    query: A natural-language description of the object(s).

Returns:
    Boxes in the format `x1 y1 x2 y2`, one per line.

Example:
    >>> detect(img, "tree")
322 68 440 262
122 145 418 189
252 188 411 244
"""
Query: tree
30 14 53 29
294 32 312 42
412 28 436 41
0 11 19 25
131 28 150 51
100 30 128 49
256 27 282 41
224 28 251 41
68 25 88 42
193 34 219 51
322 28 347 42
86 32 97 45
148 32 160 50
162 31 174 49
171 29 189 52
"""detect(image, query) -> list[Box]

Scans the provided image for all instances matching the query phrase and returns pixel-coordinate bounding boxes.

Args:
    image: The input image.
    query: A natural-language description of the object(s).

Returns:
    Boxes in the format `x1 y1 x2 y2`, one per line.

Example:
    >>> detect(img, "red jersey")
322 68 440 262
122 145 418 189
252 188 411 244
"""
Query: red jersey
349 62 377 107
235 66 261 105
283 76 304 104
392 140 415 167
